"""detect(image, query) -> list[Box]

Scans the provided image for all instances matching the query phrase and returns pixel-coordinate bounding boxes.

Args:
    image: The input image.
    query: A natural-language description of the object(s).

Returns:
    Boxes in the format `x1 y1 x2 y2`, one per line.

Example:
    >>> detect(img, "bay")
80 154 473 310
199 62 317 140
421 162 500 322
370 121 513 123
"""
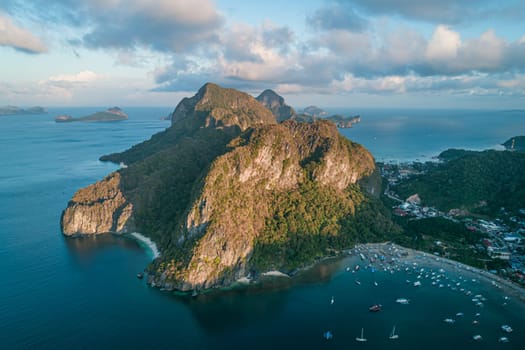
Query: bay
1 108 524 349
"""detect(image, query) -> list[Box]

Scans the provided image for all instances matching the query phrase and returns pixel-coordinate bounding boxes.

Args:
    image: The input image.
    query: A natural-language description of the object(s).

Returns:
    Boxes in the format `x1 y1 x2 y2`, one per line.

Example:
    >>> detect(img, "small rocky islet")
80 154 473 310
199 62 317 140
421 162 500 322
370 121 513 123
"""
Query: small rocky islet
55 107 128 122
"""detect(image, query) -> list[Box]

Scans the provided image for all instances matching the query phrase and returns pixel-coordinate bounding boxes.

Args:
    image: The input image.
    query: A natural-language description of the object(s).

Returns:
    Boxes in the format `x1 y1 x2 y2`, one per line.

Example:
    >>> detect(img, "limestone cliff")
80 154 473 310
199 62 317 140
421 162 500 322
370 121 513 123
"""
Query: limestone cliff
61 83 388 292
170 120 375 290
61 173 133 235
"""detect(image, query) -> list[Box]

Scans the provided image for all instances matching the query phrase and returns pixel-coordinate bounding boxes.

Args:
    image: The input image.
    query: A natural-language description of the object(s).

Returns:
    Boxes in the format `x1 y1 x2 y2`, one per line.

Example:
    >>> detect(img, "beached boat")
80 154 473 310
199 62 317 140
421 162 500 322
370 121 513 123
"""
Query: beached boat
369 304 382 312
396 298 409 304
389 325 399 339
356 328 367 342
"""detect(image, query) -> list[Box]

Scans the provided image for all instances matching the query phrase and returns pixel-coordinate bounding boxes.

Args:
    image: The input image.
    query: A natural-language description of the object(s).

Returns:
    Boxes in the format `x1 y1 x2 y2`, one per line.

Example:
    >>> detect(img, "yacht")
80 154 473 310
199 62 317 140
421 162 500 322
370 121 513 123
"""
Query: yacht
501 325 513 333
369 304 382 312
389 325 399 339
356 328 367 342
396 298 409 304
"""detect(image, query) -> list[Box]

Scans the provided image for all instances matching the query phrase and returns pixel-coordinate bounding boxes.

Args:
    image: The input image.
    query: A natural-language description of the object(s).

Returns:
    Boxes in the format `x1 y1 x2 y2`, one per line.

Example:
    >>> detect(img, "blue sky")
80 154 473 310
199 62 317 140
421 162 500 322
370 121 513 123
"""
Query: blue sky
1 0 525 108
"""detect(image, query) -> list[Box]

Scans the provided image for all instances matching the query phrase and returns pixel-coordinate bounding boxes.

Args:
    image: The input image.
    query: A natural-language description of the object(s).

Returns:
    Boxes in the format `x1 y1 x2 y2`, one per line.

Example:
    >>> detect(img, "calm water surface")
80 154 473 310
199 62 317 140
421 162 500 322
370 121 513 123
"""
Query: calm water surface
1 108 524 349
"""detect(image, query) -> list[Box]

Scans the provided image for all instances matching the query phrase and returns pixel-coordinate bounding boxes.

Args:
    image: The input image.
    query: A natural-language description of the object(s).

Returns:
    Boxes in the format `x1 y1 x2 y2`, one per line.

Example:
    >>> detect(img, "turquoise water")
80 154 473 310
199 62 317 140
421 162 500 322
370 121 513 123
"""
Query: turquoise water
1 108 524 349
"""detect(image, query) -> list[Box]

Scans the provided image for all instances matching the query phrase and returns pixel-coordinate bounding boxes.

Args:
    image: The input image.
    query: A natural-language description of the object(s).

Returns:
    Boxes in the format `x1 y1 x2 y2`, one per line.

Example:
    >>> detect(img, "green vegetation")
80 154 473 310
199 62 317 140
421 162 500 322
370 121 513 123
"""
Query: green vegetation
251 181 400 272
394 150 525 216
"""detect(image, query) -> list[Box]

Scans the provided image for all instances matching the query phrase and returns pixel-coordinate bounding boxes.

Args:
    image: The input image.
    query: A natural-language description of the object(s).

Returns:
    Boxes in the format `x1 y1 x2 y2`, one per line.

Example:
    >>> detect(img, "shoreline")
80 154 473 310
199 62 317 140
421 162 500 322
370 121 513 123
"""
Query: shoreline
129 232 160 260
359 242 525 302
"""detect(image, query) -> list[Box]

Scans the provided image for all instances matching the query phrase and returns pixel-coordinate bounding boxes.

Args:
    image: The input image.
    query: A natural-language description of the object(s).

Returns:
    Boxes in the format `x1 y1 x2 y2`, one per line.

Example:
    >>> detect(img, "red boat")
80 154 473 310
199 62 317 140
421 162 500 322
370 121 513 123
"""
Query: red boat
369 304 382 312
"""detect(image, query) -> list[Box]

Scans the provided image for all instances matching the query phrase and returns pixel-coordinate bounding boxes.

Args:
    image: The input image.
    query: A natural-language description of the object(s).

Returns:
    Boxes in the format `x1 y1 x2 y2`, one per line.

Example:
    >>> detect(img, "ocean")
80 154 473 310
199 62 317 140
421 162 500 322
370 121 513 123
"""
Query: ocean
1 107 524 349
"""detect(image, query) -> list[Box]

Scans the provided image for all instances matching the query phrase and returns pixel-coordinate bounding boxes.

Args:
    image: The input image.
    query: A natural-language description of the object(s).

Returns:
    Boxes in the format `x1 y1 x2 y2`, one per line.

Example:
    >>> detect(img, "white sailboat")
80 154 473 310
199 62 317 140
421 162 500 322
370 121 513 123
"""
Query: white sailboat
389 325 399 339
356 328 367 342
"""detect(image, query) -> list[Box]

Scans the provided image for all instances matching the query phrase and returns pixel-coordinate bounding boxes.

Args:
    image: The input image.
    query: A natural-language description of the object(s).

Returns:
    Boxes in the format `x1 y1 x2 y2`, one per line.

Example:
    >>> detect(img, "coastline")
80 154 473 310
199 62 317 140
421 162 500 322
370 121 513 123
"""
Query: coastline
359 242 525 303
129 232 160 260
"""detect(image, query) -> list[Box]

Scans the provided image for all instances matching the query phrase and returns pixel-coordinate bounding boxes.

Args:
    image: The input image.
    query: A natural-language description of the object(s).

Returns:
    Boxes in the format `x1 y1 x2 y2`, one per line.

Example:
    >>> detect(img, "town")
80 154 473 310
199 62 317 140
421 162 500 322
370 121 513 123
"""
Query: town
379 162 525 286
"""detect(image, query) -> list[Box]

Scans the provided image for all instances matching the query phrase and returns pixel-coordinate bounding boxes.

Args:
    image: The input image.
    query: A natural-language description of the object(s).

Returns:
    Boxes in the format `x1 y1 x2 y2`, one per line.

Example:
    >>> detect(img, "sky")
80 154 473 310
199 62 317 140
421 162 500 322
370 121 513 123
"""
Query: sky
1 0 525 109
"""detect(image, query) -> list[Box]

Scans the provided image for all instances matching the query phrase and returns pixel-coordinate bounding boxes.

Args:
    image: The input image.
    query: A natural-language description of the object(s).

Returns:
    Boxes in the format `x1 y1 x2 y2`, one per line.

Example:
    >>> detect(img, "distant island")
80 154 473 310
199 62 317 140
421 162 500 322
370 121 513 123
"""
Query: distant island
55 107 128 122
503 136 525 152
0 106 46 116
302 105 327 117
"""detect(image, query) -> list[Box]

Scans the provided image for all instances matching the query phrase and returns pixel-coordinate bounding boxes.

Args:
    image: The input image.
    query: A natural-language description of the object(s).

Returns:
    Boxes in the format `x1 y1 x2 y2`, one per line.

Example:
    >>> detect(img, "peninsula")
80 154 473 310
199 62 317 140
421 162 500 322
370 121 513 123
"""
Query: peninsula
61 83 395 292
55 107 128 122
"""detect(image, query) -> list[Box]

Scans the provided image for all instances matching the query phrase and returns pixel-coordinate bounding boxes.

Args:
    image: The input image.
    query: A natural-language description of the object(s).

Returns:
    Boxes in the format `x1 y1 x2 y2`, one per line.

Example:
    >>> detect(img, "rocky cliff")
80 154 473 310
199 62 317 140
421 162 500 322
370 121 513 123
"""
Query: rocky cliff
61 172 133 235
61 82 389 292
256 89 297 122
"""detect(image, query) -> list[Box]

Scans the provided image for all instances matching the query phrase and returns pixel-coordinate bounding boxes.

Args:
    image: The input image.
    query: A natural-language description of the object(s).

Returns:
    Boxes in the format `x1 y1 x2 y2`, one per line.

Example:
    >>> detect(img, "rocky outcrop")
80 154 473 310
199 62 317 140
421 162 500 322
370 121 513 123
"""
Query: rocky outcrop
256 89 296 122
61 172 133 235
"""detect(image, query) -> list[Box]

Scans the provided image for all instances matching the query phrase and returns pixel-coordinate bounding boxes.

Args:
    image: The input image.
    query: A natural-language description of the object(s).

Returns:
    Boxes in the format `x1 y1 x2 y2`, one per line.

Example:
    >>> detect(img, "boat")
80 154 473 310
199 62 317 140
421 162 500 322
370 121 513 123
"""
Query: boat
501 325 513 333
498 336 509 343
323 331 333 340
472 320 479 325
413 281 421 287
473 334 482 341
136 272 144 279
355 280 361 285
456 312 464 317
396 298 409 304
330 296 334 305
369 304 382 312
389 325 399 339
443 318 455 324
356 328 367 342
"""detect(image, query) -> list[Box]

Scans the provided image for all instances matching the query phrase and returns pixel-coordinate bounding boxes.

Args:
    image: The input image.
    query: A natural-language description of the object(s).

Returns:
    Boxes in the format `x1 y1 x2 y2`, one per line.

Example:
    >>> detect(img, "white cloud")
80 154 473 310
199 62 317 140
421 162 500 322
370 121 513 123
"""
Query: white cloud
0 11 47 53
48 70 104 83
426 25 461 62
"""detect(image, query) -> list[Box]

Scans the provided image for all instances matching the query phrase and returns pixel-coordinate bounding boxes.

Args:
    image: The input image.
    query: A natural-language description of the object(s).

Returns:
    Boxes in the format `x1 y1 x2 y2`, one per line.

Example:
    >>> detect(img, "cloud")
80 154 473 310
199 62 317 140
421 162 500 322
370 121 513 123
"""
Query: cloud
2 0 223 53
0 11 47 53
347 0 510 24
308 4 367 31
48 70 103 83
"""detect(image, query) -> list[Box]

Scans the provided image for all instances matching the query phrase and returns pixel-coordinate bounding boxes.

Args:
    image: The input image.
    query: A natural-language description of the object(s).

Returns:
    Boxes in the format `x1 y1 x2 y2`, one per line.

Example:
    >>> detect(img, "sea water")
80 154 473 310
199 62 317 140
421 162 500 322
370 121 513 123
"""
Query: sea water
1 108 524 349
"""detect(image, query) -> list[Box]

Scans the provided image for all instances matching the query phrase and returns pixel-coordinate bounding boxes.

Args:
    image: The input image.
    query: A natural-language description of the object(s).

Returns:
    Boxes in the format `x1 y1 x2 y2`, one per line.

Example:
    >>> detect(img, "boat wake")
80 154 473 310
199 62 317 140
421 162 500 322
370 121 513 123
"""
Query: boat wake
130 232 160 259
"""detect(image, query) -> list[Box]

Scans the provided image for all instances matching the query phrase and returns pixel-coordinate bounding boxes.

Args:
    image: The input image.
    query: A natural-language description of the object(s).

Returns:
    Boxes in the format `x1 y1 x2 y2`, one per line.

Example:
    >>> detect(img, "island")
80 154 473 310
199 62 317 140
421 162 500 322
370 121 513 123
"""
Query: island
0 106 46 116
55 107 128 122
302 105 327 117
61 83 393 292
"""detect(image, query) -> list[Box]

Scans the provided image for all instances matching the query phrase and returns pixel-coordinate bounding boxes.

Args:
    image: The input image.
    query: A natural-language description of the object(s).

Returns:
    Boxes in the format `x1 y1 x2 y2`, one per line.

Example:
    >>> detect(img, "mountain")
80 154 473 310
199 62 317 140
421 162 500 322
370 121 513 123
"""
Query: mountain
256 89 297 122
55 107 128 122
61 83 393 292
